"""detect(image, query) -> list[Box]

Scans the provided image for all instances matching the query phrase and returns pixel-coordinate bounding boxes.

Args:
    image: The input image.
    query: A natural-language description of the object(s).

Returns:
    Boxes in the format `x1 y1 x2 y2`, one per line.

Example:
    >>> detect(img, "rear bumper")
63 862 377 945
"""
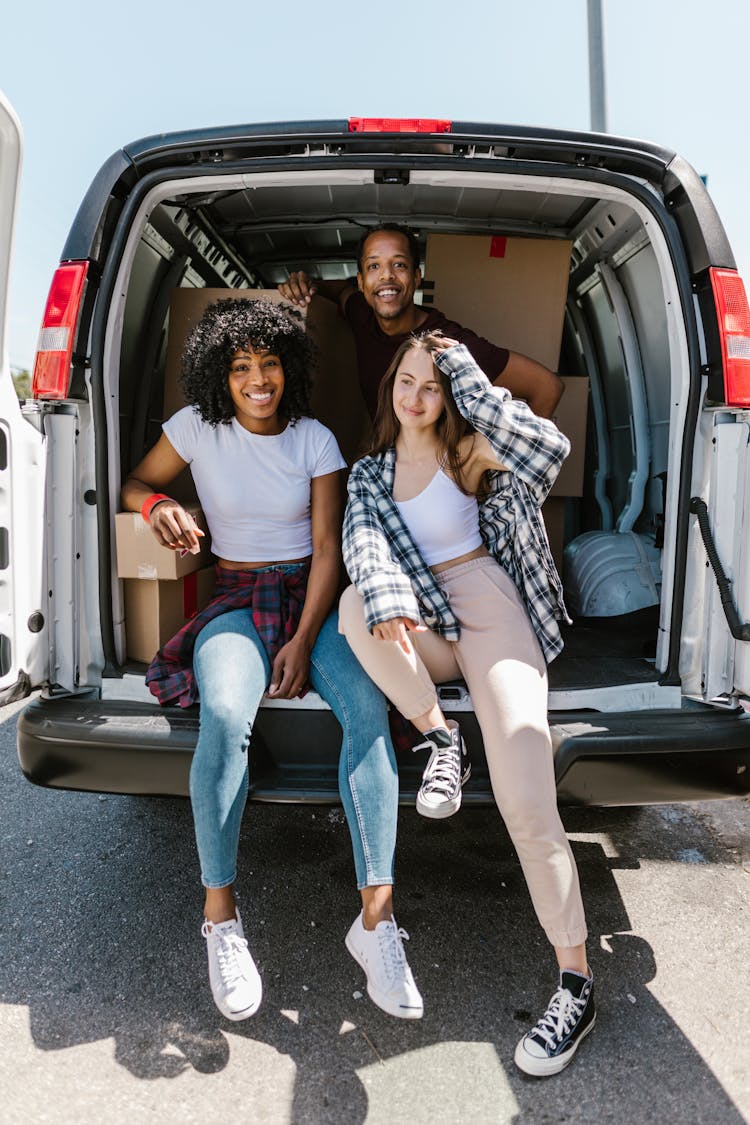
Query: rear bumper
551 709 750 804
16 696 750 805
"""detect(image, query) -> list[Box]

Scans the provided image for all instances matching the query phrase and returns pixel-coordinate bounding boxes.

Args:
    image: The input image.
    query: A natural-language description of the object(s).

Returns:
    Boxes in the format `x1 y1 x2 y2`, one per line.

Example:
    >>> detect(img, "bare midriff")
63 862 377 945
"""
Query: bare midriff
217 555 311 571
430 544 489 575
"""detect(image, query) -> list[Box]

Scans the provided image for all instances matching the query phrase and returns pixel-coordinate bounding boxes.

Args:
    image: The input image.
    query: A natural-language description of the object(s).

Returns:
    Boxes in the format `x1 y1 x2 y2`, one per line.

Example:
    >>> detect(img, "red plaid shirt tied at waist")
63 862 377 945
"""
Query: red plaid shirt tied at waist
146 562 310 708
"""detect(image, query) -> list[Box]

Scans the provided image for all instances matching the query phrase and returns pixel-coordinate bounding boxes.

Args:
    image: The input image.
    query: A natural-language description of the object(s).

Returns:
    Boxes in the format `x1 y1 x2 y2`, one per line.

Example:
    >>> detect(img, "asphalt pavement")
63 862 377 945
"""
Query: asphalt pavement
1 696 748 1124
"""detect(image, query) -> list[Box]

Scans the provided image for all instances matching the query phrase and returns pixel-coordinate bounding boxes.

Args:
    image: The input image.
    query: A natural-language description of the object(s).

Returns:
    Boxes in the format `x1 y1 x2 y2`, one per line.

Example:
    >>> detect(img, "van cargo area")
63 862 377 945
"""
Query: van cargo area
13 122 750 804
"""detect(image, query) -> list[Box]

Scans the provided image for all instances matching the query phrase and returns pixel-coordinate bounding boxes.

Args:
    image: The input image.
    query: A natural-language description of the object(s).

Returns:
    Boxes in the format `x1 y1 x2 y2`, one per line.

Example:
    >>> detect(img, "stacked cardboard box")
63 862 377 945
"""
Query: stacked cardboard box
116 504 215 663
123 567 216 664
115 505 211 580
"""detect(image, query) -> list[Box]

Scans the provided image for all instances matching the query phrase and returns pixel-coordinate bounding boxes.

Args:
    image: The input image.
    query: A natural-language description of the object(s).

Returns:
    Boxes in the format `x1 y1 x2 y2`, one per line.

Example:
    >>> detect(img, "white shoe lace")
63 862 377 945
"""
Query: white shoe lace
531 986 586 1048
202 921 250 988
377 918 411 984
414 732 461 798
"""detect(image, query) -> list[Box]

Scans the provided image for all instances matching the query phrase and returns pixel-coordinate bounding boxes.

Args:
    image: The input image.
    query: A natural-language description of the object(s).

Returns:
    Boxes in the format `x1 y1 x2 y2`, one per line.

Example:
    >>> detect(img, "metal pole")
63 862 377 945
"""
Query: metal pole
587 0 608 133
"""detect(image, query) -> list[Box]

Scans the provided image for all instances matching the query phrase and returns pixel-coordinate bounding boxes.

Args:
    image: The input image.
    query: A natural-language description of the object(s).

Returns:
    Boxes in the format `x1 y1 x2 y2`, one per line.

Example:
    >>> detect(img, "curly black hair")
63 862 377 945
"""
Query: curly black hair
179 297 315 426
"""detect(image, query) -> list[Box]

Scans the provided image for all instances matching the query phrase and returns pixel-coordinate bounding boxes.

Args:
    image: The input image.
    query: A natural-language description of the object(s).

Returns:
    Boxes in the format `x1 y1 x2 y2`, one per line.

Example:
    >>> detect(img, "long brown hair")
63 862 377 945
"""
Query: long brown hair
369 332 476 494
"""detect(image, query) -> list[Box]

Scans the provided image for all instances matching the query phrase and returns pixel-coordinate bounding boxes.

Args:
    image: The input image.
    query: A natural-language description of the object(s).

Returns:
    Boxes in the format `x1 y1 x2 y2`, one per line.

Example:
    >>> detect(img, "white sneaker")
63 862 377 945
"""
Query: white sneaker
201 908 262 1021
414 720 471 819
345 912 423 1019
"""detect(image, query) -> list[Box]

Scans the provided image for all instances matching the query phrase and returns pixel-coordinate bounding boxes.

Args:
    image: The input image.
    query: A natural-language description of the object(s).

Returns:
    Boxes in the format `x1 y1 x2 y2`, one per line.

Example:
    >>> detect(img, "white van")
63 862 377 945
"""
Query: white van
2 102 749 806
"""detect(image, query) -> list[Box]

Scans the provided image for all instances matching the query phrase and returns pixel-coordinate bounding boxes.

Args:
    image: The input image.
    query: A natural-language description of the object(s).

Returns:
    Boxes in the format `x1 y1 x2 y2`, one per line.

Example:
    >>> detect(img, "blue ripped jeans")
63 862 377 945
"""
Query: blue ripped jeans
190 602 398 891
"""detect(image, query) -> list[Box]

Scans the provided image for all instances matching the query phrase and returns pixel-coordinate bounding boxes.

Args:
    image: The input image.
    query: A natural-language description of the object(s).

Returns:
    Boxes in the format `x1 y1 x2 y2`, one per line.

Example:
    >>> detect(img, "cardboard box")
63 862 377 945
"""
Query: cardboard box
163 288 371 469
115 504 211 579
123 566 216 663
423 234 572 372
548 375 589 498
423 234 587 497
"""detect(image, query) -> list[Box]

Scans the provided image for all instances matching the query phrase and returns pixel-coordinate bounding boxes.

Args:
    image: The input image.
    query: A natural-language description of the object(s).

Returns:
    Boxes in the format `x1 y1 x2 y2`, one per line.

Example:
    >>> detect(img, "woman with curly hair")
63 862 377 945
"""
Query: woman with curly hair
122 297 422 1023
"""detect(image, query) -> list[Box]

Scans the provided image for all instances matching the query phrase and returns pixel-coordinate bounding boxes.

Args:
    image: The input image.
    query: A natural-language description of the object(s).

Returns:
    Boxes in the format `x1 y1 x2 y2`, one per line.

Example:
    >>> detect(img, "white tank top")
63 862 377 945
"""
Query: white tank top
395 468 483 566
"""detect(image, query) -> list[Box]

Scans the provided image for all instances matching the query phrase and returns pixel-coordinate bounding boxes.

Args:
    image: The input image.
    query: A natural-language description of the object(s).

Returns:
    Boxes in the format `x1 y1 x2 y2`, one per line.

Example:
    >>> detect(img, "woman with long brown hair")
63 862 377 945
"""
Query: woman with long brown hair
339 332 596 1076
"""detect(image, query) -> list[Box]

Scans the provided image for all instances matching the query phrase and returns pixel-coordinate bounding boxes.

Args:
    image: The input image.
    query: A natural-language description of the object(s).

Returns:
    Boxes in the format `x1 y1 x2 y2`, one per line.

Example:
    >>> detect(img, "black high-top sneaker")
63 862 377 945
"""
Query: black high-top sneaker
413 720 470 819
514 969 596 1076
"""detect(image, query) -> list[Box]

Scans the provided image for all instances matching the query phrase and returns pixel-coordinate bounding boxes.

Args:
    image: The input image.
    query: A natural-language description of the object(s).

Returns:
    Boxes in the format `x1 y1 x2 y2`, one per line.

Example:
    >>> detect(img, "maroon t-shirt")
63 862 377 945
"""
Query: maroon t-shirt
344 290 510 420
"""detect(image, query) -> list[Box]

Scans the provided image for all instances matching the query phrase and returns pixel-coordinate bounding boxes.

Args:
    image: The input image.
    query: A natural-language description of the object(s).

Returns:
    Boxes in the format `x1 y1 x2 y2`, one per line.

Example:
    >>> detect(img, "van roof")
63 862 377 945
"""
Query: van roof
121 118 677 179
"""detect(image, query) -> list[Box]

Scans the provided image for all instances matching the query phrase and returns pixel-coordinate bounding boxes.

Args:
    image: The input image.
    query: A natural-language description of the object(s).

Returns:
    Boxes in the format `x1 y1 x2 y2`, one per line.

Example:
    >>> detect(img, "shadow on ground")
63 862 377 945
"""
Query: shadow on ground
1 708 745 1123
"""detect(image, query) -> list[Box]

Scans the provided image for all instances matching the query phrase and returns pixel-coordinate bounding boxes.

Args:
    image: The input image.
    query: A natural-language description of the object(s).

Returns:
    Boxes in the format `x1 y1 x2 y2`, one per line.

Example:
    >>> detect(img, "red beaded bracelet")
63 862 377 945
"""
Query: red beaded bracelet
141 493 171 524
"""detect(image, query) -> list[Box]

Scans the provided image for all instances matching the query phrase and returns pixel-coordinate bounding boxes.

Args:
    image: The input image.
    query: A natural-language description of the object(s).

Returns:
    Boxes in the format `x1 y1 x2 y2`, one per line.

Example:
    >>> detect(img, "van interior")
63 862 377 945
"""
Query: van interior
110 165 688 730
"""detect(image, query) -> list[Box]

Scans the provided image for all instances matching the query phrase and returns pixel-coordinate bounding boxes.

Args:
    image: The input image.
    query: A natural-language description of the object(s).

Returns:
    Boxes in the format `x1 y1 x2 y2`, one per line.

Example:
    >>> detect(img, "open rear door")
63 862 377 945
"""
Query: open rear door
0 92 47 704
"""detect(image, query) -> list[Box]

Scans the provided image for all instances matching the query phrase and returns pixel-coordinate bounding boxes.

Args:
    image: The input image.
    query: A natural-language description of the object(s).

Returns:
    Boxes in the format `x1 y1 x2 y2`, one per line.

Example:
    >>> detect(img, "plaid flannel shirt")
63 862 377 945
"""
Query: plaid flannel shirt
146 562 310 707
342 344 571 663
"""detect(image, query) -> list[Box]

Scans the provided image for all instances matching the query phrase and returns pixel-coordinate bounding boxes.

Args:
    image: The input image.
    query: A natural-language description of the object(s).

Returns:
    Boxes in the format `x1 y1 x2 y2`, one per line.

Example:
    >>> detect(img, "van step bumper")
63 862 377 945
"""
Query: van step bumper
550 709 750 804
17 697 750 805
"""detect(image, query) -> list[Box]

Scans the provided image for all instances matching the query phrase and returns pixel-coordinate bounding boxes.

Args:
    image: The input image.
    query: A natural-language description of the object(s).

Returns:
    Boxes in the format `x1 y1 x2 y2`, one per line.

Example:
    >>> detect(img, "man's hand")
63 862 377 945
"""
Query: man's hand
372 616 426 654
267 634 311 699
278 271 317 307
149 500 205 554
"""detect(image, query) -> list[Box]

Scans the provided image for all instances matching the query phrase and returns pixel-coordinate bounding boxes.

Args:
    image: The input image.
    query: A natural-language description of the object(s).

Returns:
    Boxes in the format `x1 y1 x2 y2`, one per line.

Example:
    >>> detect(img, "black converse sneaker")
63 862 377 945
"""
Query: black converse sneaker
413 720 471 819
514 969 596 1076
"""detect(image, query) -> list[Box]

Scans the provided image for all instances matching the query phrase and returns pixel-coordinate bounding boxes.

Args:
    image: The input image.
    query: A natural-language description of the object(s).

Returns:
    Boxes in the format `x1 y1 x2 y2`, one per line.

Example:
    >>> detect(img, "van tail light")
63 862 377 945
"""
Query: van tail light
31 261 89 400
348 117 452 134
709 267 750 406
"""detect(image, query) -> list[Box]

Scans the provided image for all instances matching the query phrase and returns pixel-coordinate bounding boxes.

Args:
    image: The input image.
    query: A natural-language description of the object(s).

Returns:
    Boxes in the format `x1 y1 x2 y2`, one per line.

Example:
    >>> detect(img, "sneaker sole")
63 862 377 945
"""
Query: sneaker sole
344 933 424 1020
212 973 263 1021
217 993 263 1021
416 764 471 820
513 1011 596 1077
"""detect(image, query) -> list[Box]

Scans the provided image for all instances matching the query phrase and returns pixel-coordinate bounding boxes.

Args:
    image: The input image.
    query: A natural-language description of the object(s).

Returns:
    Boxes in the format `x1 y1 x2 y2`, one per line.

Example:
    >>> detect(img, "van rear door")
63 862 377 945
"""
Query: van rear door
696 402 750 704
0 92 48 703
683 266 750 706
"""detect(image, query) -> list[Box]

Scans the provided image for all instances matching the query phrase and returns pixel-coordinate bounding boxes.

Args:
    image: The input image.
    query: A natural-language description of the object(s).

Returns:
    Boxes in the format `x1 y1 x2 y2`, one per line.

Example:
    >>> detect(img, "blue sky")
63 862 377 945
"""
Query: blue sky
2 0 749 369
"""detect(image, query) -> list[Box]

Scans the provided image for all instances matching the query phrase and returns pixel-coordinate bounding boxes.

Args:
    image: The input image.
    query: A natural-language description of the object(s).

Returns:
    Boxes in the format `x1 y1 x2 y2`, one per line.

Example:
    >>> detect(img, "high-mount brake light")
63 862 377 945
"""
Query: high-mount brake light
348 117 452 134
32 261 89 400
709 267 750 407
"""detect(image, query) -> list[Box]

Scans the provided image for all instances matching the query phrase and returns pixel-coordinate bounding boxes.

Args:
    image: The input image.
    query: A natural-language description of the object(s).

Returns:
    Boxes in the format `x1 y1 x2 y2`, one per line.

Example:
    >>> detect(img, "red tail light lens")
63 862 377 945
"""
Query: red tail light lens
709 267 750 406
32 262 89 399
348 117 452 134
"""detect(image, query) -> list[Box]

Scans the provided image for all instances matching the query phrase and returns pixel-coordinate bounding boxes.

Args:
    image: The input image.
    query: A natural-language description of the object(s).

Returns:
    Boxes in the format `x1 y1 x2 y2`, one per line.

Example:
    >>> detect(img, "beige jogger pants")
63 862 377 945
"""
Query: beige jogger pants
339 556 587 949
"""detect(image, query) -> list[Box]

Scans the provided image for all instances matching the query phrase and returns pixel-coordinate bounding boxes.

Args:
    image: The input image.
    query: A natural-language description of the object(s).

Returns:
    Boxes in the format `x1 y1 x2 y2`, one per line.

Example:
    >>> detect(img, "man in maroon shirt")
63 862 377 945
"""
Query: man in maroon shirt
278 223 564 419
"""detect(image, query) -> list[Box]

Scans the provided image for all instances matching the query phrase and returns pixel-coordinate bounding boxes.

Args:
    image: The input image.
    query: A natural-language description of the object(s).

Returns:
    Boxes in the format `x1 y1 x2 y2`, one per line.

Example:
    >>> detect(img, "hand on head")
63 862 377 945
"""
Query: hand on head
429 335 460 356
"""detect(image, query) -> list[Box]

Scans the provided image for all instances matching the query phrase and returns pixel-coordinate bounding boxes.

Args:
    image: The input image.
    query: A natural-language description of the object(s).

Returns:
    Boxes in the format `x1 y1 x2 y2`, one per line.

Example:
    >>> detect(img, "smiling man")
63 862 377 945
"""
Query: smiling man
279 223 564 420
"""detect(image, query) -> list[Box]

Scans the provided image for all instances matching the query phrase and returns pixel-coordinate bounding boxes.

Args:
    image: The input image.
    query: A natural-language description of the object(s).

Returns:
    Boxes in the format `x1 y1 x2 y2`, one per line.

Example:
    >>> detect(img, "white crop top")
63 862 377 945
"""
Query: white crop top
395 468 482 566
163 407 346 561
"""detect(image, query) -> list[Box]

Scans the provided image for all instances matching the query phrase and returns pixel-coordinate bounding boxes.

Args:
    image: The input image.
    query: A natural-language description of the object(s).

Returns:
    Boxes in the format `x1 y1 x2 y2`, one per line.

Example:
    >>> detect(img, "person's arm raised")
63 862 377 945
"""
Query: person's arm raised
121 433 205 555
278 271 358 313
267 469 343 699
495 351 564 419
433 342 570 503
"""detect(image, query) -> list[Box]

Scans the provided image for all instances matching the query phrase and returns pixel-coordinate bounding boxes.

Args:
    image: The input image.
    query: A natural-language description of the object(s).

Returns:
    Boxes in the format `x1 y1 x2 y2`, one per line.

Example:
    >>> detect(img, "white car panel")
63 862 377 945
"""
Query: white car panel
0 93 48 701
